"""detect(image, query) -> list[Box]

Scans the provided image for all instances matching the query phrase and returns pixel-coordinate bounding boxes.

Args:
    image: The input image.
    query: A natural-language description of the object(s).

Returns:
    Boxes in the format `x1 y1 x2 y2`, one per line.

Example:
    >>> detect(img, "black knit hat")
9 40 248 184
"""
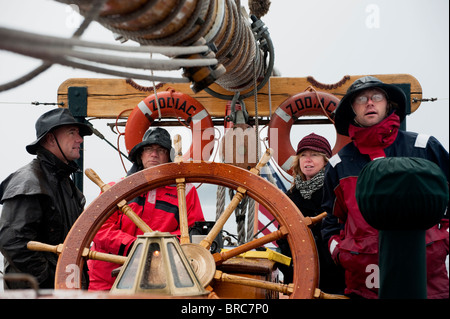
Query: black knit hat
296 133 332 158
334 76 407 136
26 108 93 155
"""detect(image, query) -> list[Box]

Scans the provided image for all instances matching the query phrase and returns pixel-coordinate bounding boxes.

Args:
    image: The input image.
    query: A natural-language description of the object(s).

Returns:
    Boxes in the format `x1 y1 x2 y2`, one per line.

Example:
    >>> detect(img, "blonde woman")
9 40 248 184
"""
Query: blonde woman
278 133 344 294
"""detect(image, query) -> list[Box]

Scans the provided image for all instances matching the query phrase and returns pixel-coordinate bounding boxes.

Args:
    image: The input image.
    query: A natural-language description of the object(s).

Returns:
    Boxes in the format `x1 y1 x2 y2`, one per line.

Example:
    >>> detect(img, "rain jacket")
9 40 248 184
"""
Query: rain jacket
87 182 204 290
278 185 346 294
321 129 449 299
0 148 86 289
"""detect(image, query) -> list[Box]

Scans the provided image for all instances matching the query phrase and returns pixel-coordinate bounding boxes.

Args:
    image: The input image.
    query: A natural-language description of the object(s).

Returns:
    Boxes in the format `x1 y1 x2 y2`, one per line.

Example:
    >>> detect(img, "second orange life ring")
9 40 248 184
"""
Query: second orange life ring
268 91 351 174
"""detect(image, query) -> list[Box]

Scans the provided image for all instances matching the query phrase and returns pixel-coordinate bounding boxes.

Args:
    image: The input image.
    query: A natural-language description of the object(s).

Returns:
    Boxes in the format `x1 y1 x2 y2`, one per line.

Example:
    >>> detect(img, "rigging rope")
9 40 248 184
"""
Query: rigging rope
0 27 216 82
2 1 271 97
245 49 260 243
0 0 106 92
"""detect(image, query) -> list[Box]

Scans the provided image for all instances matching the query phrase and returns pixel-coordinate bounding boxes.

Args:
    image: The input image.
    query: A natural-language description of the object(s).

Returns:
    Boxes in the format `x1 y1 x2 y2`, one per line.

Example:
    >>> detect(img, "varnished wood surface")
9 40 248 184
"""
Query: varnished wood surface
57 75 422 118
55 162 318 298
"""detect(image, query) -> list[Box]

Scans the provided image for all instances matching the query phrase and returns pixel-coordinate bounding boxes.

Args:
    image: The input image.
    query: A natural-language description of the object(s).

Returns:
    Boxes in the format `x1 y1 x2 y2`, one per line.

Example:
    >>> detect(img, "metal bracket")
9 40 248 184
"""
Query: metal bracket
67 86 88 192
225 92 249 125
68 86 88 117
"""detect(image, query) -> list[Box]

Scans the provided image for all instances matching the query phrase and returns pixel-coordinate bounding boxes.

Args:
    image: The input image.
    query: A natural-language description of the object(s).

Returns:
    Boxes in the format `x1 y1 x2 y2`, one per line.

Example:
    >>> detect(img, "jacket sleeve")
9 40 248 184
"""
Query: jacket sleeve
321 162 346 264
0 195 56 287
426 136 449 180
91 180 136 256
92 209 136 256
426 136 449 218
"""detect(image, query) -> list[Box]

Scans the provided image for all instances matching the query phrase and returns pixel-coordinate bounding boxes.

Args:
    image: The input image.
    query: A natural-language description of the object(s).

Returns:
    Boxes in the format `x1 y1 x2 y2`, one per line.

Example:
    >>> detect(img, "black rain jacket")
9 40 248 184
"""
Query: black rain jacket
0 147 86 289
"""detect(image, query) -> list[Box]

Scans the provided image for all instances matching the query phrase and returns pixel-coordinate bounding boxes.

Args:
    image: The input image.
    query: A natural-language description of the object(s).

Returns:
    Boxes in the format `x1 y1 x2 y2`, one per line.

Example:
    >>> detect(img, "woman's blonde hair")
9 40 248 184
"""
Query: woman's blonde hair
290 150 329 190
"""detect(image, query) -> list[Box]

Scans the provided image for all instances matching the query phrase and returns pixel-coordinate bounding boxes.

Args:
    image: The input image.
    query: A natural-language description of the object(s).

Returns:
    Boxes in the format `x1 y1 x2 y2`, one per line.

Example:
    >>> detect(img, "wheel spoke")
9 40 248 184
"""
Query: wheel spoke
305 212 327 228
174 134 190 244
200 149 274 250
118 202 153 233
27 241 126 264
214 270 293 295
83 248 127 265
176 177 190 244
57 161 319 298
249 148 273 175
212 226 288 265
85 168 152 233
200 186 247 249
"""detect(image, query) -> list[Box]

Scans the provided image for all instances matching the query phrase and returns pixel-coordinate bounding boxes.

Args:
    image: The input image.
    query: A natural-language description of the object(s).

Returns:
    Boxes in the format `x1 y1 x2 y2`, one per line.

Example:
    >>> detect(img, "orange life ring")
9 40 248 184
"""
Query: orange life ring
268 91 351 174
125 89 215 162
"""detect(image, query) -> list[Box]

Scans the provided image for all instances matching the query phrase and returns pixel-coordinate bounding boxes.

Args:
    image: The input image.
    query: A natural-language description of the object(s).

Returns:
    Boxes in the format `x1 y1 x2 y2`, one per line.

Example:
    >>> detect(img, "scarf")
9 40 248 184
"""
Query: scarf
348 112 400 160
295 169 325 199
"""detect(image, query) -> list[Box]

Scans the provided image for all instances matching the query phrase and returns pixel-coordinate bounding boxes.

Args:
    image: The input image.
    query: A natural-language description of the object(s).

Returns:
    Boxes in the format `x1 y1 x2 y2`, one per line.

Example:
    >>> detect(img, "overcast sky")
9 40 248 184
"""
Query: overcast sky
1 0 449 217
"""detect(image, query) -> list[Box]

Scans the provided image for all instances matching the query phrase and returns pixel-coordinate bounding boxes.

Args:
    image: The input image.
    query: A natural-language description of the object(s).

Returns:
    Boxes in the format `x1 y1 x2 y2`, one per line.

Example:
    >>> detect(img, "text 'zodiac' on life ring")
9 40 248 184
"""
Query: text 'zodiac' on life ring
125 89 215 162
268 91 351 174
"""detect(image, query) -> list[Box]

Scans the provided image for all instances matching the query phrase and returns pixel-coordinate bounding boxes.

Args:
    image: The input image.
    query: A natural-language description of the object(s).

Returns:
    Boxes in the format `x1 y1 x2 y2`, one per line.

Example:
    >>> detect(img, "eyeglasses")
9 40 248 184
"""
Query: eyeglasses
142 146 168 155
353 93 386 105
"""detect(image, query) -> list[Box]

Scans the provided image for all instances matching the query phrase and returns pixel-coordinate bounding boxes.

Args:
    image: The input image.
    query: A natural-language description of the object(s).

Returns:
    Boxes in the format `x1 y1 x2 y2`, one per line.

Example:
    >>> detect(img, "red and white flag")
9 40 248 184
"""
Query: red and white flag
253 162 288 246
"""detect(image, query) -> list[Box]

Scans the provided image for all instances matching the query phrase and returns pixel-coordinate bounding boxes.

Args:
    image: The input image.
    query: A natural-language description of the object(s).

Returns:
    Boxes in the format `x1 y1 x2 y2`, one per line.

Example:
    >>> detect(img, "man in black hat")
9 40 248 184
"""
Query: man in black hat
127 126 175 172
321 76 449 299
0 108 93 289
87 127 205 290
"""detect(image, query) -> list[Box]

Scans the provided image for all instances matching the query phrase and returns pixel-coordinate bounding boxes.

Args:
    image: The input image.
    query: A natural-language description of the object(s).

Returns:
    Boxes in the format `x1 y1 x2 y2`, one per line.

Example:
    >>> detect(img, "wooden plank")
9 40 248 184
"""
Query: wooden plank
57 75 422 119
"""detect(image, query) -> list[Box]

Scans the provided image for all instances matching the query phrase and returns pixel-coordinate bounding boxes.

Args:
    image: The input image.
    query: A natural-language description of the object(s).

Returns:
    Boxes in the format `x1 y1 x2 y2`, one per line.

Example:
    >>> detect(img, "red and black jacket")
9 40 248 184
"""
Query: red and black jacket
87 183 204 290
321 129 449 299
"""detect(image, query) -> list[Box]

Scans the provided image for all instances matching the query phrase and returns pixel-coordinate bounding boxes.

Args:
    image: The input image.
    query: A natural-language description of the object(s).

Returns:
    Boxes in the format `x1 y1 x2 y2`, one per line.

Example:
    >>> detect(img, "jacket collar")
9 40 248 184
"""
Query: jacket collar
36 146 80 179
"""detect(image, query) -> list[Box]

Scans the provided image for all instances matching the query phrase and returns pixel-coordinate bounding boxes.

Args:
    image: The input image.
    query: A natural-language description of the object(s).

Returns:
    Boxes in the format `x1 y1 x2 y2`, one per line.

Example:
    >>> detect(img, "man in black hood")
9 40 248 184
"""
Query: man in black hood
321 76 449 299
0 108 93 289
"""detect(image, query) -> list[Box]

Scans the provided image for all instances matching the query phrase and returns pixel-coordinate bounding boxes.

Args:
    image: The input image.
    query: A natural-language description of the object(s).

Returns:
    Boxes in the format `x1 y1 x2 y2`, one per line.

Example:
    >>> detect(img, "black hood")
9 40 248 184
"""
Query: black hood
334 76 407 136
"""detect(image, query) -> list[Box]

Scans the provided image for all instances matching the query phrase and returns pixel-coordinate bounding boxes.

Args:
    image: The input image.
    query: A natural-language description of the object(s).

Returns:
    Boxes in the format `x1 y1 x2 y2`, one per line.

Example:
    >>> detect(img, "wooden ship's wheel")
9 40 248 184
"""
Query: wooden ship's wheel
52 149 319 299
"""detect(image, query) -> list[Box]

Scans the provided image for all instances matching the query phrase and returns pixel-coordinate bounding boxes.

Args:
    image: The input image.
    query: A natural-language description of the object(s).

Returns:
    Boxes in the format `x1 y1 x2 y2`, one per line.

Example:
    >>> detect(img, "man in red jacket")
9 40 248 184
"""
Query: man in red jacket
87 127 205 290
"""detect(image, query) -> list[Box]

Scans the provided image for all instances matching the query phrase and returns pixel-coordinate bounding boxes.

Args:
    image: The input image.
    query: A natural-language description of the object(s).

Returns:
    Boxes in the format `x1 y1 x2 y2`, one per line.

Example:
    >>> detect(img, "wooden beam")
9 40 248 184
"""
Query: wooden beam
57 75 422 119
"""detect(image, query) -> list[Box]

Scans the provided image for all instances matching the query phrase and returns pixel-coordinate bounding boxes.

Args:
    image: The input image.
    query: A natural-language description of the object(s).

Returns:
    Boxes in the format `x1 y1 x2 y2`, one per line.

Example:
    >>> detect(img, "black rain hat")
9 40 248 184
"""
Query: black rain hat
128 127 174 163
26 108 93 155
334 76 407 136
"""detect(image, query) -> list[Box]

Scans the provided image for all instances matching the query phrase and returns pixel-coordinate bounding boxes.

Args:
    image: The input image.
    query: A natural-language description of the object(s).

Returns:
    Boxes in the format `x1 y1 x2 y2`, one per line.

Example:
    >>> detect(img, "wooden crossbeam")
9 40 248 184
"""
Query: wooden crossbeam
57 75 422 119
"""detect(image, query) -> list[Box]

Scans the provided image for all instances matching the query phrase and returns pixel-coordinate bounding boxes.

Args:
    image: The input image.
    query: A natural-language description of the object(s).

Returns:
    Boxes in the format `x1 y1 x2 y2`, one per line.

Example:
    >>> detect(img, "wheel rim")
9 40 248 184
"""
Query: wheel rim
55 161 318 299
